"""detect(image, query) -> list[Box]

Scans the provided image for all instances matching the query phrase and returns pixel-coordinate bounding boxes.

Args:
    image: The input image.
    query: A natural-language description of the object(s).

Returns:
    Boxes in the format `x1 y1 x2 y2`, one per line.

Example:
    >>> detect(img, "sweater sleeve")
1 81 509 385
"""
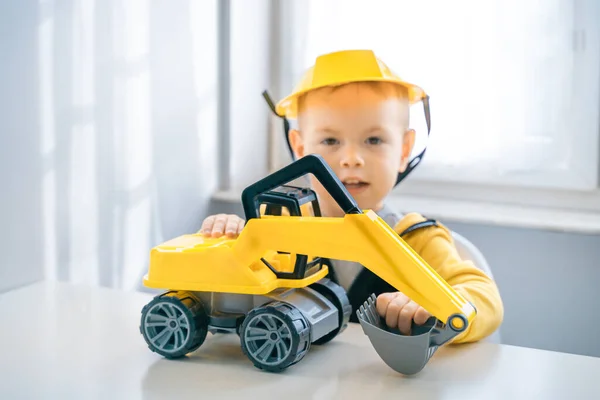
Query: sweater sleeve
394 213 504 344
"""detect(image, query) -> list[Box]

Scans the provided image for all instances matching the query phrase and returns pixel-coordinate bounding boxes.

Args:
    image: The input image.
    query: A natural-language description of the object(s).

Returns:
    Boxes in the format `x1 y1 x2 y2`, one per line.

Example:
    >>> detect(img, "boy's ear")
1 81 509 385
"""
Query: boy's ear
288 129 305 158
399 129 416 172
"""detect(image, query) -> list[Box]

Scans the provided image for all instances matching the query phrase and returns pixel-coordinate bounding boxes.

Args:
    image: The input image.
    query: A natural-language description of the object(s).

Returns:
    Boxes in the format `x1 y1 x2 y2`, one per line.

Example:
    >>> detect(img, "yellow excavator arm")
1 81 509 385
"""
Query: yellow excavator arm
232 210 476 332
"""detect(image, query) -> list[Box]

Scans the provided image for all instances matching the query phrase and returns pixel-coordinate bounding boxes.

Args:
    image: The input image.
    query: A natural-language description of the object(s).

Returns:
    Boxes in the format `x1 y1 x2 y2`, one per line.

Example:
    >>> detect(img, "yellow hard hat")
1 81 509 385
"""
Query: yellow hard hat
261 49 431 187
275 49 428 119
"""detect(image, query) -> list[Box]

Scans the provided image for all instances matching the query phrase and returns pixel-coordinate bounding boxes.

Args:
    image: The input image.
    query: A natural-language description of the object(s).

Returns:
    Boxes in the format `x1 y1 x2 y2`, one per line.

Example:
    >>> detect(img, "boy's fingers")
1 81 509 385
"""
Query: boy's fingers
384 294 410 328
384 305 399 329
398 301 418 335
236 218 245 234
225 216 240 236
376 292 398 317
376 292 427 334
200 214 244 238
200 215 216 235
414 307 432 325
211 214 228 237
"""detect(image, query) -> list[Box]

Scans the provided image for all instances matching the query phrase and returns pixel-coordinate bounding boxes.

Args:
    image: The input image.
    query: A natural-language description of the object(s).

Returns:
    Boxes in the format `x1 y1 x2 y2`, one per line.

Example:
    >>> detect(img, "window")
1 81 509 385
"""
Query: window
266 0 600 230
273 0 599 191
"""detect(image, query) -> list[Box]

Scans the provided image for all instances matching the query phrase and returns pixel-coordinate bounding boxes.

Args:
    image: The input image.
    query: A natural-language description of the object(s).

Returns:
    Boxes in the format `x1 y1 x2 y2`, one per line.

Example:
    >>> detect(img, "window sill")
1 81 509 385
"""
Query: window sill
386 193 600 235
212 188 600 235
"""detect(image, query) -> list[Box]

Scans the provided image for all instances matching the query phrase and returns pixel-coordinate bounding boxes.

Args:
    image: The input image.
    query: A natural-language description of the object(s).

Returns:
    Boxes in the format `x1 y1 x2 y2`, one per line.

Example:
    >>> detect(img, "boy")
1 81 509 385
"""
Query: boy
201 49 504 343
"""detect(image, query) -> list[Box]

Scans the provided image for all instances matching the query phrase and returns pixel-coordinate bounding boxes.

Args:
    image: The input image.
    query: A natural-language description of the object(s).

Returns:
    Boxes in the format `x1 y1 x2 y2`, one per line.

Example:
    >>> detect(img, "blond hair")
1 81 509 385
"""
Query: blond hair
297 81 410 128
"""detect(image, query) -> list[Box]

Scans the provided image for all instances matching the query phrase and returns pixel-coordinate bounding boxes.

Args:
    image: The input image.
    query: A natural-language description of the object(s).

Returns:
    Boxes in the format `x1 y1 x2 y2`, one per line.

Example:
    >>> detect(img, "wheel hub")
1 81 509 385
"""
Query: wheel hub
142 301 191 354
140 293 209 360
243 312 293 367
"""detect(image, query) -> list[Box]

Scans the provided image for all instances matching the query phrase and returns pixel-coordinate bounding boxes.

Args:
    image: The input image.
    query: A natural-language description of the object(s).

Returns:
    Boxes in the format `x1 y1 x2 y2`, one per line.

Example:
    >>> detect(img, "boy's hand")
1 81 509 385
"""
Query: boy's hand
376 292 432 335
199 214 245 238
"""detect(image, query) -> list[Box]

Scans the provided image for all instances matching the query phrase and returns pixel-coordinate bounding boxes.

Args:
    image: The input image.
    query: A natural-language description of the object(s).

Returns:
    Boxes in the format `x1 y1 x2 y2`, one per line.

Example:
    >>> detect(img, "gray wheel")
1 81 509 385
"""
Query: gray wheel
140 292 208 359
240 302 310 372
310 278 351 345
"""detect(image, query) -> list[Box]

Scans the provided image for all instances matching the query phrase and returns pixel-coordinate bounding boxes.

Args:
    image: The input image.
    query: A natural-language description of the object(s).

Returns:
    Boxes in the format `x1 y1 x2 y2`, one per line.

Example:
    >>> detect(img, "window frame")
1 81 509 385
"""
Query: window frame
257 0 600 232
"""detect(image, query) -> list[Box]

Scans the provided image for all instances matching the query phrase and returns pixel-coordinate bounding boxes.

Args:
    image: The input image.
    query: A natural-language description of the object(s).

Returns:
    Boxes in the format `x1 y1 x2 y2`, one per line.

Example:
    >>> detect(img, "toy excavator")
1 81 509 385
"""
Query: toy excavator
139 154 477 375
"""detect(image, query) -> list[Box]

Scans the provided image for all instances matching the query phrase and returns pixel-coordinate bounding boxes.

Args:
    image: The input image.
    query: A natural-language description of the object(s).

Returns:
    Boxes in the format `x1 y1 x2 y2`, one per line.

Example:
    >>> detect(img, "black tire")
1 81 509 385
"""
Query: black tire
309 278 351 345
240 302 310 372
140 291 208 359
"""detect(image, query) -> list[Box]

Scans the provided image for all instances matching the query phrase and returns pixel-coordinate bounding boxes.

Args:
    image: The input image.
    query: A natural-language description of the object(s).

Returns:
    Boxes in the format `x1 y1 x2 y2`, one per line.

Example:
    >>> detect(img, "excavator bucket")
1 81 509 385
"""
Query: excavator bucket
356 294 460 375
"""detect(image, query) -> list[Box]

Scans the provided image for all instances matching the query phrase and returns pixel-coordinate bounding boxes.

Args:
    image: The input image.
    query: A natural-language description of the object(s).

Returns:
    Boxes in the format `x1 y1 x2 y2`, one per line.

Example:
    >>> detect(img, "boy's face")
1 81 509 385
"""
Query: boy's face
288 82 415 217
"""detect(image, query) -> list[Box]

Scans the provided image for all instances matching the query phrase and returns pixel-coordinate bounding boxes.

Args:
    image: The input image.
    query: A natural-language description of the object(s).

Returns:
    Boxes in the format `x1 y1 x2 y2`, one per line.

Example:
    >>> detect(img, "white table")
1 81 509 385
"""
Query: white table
1 281 599 399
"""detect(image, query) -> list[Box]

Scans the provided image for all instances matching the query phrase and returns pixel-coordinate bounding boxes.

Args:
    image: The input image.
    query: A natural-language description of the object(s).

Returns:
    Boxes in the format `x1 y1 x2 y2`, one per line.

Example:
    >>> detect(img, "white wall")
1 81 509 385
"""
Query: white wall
445 220 600 358
0 1 44 293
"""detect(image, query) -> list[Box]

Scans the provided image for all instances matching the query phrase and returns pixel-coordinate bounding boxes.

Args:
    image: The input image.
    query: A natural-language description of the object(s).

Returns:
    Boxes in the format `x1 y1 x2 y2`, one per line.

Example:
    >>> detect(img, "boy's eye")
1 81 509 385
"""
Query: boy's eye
321 137 339 146
366 136 383 145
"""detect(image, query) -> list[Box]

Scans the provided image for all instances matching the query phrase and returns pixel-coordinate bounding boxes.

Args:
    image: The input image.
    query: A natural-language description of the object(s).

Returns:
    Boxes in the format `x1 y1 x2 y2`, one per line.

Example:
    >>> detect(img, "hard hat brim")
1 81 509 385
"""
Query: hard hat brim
275 77 426 119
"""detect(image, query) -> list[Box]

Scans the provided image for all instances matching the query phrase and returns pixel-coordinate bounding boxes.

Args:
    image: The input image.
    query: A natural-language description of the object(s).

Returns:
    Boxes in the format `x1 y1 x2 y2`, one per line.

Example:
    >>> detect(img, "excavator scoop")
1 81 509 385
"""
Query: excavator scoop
356 294 467 375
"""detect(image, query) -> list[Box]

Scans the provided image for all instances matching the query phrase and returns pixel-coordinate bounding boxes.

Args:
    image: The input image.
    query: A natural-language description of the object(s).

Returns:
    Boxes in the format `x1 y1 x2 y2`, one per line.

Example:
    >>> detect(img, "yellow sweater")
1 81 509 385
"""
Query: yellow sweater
393 213 504 344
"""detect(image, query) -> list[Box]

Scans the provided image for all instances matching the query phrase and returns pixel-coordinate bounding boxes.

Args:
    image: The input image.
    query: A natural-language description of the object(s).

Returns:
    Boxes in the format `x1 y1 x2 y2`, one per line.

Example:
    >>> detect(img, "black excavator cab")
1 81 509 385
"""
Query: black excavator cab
253 186 324 280
257 185 322 219
241 154 361 281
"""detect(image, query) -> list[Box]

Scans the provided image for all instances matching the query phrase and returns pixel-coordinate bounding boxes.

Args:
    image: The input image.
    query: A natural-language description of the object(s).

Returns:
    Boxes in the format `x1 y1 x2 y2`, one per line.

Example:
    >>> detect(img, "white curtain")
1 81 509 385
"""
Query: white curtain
36 0 220 291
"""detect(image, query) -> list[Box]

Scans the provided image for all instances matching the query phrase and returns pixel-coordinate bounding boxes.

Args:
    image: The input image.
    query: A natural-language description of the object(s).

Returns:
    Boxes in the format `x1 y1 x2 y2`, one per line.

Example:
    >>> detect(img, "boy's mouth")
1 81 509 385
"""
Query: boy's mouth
342 179 369 193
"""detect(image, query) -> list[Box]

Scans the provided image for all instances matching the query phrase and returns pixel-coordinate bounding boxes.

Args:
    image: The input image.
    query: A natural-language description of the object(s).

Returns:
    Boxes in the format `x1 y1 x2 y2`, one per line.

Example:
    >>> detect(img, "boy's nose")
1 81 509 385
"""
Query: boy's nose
340 147 365 168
